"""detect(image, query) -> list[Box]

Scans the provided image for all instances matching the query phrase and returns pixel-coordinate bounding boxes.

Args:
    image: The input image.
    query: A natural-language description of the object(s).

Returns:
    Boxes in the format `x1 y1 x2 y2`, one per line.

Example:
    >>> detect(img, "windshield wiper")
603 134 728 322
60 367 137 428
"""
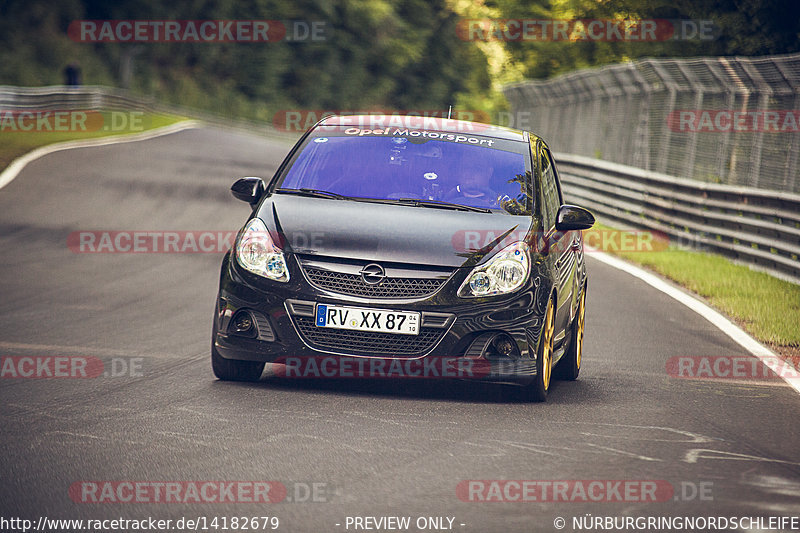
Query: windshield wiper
393 198 493 213
275 188 347 200
275 190 493 213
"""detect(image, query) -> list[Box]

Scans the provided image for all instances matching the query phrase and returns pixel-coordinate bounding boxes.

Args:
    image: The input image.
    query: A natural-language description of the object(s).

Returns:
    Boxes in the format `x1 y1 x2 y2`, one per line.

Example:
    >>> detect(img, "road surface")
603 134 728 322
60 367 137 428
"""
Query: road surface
1 127 798 532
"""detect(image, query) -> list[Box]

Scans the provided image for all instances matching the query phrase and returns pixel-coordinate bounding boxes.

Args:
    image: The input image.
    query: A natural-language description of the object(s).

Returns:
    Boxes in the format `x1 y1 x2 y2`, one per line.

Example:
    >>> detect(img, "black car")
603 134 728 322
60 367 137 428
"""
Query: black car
212 115 594 400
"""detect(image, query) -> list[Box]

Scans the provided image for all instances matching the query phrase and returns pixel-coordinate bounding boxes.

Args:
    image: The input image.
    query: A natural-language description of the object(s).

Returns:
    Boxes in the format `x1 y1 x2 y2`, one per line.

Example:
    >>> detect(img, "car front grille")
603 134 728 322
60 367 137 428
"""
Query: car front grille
292 316 445 357
303 267 446 299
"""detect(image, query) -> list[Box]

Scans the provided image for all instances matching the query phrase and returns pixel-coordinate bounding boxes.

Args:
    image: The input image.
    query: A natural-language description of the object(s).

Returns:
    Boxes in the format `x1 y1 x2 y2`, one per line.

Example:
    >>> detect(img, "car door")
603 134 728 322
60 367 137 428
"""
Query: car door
547 145 584 326
538 142 576 345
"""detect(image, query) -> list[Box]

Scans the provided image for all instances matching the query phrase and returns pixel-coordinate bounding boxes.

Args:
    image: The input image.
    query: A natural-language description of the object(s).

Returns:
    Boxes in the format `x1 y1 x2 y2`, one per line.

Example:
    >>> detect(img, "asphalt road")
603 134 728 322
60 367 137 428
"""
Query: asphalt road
1 127 798 533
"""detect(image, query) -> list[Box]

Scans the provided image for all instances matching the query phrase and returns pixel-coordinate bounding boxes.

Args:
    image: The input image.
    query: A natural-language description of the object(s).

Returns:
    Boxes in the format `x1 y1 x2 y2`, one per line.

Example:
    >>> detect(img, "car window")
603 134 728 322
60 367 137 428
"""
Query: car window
539 145 561 230
276 131 533 215
544 148 563 204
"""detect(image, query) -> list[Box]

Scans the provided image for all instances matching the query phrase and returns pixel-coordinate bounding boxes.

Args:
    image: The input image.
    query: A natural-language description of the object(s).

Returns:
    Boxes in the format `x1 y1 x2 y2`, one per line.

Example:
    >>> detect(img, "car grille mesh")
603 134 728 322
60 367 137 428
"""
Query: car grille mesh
303 267 445 299
292 316 444 357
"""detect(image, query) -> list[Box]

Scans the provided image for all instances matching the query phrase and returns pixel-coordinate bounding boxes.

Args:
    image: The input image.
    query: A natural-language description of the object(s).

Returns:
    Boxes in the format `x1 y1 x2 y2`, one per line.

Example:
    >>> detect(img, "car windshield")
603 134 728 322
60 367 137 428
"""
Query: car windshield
276 131 532 215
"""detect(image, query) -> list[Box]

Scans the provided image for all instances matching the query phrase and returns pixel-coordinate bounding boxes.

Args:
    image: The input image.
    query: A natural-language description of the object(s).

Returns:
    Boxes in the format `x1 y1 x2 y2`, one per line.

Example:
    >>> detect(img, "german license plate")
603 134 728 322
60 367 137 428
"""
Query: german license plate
315 304 420 335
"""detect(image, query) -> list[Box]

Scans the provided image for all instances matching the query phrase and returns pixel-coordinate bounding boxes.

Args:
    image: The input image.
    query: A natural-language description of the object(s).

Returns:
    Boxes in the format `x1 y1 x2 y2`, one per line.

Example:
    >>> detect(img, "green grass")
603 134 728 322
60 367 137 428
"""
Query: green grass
592 222 800 348
0 112 187 172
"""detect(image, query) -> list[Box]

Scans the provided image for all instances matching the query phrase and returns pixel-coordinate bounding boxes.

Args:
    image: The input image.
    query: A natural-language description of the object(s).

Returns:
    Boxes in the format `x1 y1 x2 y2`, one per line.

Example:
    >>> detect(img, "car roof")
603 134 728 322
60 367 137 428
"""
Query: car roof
318 114 533 143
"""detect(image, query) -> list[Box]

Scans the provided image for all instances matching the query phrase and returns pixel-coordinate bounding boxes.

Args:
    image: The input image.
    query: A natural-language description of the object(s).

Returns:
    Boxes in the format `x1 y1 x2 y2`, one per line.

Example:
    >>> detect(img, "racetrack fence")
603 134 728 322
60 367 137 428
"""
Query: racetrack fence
505 53 800 283
504 52 800 193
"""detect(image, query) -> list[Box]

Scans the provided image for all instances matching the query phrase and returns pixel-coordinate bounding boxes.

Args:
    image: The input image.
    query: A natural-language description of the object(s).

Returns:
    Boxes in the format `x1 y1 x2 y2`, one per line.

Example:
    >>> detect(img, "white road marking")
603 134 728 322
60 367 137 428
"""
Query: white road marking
684 448 800 466
0 120 200 190
572 423 717 443
588 251 800 395
583 443 663 462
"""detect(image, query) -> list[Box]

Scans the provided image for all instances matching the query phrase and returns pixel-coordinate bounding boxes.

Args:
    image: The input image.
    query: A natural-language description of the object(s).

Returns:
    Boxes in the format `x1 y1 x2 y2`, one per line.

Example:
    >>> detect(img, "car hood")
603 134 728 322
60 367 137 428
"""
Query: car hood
256 195 534 269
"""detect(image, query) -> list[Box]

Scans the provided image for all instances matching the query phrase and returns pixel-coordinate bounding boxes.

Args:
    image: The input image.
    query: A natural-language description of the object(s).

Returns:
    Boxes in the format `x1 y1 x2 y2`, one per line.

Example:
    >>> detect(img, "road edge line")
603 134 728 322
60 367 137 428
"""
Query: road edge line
0 120 201 191
589 250 800 394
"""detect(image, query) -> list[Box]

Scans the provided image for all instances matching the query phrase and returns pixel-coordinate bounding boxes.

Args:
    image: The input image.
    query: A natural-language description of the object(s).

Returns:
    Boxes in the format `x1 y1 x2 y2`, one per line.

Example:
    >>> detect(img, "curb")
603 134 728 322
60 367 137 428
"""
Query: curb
589 250 800 394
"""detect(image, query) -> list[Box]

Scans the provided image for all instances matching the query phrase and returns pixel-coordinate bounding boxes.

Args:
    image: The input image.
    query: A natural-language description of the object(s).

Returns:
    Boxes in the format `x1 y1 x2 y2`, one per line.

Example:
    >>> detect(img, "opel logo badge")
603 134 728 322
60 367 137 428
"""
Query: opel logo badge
360 263 386 285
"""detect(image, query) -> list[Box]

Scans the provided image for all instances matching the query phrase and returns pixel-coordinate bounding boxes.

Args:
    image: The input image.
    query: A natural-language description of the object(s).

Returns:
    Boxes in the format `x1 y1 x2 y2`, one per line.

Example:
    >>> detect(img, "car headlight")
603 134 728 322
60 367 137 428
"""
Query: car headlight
458 241 529 297
235 218 290 282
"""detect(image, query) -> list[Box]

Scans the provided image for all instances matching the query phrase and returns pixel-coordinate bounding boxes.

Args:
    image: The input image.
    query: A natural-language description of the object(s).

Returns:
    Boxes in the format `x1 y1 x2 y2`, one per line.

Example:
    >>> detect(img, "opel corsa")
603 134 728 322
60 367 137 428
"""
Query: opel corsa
212 115 594 401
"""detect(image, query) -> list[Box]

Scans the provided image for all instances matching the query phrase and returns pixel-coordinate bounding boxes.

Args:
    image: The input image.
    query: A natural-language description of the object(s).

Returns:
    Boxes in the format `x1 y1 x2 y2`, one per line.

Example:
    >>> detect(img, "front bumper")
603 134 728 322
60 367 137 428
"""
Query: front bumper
213 252 547 380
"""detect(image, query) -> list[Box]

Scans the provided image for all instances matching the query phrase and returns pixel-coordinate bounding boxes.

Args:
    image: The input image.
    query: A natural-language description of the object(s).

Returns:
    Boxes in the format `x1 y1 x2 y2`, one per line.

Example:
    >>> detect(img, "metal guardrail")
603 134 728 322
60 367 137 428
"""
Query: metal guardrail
0 85 155 111
556 153 800 284
0 85 298 142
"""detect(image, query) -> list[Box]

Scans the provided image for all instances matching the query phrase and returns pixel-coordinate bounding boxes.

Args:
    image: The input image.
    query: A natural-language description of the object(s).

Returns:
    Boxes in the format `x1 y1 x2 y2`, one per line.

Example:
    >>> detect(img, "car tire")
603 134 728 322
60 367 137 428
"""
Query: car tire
211 343 265 382
519 296 555 402
555 284 586 381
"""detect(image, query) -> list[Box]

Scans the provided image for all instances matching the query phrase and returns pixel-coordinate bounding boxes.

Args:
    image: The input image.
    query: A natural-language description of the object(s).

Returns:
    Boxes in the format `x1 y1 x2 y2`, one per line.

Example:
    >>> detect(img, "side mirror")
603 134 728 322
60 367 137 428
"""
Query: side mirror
555 204 595 231
231 177 266 206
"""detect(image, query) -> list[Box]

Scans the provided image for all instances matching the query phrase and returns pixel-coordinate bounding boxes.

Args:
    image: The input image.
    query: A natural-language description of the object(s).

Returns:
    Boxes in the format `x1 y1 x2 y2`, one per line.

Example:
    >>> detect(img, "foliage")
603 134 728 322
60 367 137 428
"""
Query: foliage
1 0 798 123
0 0 496 120
488 0 800 80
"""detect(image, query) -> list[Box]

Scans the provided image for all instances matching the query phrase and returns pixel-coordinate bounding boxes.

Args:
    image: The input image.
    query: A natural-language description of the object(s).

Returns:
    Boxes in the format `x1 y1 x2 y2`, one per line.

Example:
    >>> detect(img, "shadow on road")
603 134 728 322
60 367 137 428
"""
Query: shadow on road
208 372 600 405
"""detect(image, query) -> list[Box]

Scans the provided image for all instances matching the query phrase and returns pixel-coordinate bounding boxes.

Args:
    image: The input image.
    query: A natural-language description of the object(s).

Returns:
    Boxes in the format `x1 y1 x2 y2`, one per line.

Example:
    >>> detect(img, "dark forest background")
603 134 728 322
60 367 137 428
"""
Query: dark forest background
1 0 798 123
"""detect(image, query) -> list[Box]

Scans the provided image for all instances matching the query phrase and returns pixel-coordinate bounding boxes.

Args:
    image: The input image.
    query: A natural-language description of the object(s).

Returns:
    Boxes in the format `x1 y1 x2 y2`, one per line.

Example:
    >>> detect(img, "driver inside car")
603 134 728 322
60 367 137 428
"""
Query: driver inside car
445 158 500 208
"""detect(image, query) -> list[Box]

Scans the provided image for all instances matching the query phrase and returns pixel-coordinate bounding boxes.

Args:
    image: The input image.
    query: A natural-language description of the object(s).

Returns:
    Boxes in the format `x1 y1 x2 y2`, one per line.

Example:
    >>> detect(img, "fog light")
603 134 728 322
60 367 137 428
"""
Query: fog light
490 334 520 359
235 314 252 331
495 337 515 357
465 333 521 360
230 310 257 337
